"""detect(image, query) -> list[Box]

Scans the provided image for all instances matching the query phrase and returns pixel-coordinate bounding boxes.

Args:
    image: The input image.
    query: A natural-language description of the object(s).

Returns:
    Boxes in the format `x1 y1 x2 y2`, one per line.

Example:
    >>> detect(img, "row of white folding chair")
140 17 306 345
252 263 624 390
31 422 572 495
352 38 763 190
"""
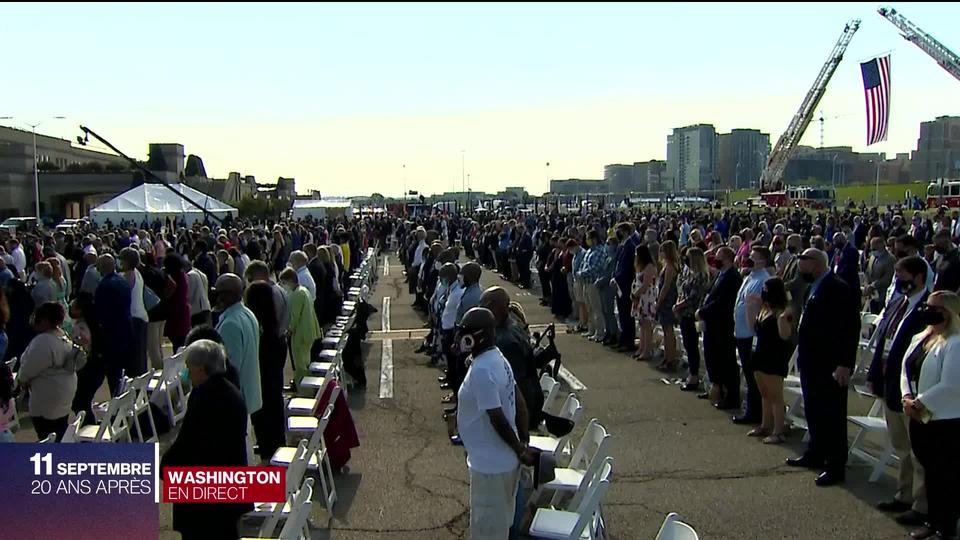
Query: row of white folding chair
528 457 613 540
148 353 189 427
77 391 135 442
530 418 612 509
275 400 338 515
248 440 311 536
241 477 314 540
530 394 585 465
655 512 700 540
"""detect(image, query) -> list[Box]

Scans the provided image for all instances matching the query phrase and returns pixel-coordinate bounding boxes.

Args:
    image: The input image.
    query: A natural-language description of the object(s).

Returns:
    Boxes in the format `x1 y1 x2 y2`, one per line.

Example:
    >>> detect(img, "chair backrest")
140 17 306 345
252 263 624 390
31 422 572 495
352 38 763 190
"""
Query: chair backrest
567 458 613 540
309 376 336 416
129 371 155 412
99 391 135 442
655 512 700 540
277 477 314 540
38 433 56 443
260 439 311 537
786 348 799 377
305 402 336 459
559 394 583 423
540 375 562 415
61 411 86 443
568 419 612 484
568 456 613 510
861 312 879 338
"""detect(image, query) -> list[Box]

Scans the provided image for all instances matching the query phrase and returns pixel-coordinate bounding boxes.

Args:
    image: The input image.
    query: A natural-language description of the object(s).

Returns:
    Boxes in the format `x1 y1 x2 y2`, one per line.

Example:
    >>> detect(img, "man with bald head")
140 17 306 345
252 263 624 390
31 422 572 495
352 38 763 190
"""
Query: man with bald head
696 246 742 408
214 274 263 439
480 286 541 430
787 248 859 486
93 253 135 394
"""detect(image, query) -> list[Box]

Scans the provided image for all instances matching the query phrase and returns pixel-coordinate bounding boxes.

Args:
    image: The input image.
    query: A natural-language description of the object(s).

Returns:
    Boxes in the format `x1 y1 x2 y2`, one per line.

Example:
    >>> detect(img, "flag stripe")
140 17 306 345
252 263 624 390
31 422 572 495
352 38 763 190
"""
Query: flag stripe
862 54 891 146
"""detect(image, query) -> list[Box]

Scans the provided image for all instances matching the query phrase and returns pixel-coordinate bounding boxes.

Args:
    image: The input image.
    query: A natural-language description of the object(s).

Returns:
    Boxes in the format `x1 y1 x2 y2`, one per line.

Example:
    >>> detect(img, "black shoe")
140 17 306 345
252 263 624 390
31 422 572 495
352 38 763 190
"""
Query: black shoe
440 383 451 390
450 435 463 446
443 406 457 415
876 499 912 513
895 510 929 527
815 470 845 487
414 345 428 354
732 415 761 425
786 455 824 469
438 376 448 383
715 400 739 410
680 382 700 392
697 392 710 400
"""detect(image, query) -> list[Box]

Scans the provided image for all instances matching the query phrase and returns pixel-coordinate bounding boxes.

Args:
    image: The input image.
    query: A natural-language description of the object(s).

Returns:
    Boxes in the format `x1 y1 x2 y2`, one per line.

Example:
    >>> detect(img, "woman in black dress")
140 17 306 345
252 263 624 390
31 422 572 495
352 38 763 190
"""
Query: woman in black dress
747 277 795 444
243 282 286 460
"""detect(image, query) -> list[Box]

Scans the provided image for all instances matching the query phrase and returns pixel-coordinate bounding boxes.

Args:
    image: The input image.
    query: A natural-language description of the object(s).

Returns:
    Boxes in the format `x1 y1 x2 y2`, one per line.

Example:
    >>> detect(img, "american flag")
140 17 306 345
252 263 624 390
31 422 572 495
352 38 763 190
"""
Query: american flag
860 54 891 146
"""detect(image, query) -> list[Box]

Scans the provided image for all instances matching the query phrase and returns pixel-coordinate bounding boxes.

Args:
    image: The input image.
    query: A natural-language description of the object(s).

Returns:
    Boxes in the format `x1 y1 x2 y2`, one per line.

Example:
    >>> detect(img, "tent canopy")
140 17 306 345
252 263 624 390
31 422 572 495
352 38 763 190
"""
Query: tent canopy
89 182 238 226
291 199 354 220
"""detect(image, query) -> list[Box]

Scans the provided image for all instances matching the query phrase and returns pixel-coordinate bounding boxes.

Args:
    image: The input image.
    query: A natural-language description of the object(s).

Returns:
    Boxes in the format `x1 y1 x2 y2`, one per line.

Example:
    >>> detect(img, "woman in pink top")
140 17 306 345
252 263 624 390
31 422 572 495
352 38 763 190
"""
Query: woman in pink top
735 228 754 269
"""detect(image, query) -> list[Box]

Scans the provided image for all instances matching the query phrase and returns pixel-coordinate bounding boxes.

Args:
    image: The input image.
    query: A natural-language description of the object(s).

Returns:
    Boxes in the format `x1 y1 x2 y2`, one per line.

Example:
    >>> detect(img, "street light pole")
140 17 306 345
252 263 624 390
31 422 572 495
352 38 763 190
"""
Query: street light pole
20 116 66 223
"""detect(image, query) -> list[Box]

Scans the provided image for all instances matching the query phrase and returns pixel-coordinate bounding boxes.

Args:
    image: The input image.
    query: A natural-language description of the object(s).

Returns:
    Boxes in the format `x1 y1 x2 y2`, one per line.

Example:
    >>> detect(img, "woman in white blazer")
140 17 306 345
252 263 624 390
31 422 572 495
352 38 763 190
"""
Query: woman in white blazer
900 290 960 540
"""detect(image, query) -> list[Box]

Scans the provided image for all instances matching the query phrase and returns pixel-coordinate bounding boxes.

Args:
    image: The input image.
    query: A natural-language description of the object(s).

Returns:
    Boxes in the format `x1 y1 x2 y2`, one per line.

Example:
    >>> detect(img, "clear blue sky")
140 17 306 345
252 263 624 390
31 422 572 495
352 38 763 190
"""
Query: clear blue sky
2 2 958 196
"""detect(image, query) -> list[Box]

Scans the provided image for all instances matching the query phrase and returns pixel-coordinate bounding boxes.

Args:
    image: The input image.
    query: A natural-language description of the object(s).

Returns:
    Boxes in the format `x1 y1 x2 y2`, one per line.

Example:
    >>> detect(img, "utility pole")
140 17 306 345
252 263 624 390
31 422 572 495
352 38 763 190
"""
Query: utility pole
6 116 66 223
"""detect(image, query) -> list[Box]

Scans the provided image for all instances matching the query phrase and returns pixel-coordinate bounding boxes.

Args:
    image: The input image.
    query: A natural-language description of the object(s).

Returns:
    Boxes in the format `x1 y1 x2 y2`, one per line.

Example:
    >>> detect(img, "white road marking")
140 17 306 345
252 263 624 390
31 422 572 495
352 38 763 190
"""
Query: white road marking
383 255 390 276
381 296 391 332
380 339 394 399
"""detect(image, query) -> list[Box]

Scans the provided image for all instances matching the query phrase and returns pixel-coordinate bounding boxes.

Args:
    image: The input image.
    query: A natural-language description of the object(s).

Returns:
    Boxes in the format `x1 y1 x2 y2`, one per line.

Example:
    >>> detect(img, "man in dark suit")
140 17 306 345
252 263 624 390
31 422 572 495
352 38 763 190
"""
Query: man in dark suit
787 249 859 486
612 222 640 352
515 225 534 289
932 229 960 293
832 232 862 301
696 247 742 409
866 256 930 525
93 254 134 394
161 339 251 540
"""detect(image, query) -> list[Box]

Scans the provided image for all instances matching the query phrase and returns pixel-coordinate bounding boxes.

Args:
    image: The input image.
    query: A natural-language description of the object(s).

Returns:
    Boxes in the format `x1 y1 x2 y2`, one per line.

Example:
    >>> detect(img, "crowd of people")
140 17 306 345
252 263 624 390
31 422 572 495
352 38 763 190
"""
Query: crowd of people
397 202 960 540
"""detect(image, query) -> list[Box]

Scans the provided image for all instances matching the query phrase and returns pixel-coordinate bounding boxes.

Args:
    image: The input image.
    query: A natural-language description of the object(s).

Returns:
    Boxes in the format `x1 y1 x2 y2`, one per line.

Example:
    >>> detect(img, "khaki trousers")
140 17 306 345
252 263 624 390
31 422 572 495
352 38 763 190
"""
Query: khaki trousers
884 405 927 513
469 466 520 540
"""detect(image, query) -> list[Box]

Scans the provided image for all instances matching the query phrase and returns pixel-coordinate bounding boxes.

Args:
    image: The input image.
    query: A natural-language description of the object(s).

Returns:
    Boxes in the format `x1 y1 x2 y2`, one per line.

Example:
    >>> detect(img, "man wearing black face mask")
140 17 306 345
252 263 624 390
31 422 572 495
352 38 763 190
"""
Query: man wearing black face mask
932 229 960 293
787 249 859 486
866 256 930 524
888 235 935 305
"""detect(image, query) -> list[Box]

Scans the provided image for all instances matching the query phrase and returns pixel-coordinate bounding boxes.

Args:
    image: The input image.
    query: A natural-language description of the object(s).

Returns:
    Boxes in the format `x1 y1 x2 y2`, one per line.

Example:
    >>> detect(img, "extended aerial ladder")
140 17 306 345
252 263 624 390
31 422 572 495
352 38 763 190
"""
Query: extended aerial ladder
878 7 960 83
759 19 861 194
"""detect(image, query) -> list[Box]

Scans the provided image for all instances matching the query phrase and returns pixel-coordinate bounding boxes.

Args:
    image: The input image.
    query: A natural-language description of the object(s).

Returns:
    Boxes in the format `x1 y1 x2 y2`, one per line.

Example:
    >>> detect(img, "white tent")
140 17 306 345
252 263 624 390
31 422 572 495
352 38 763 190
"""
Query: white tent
291 200 354 221
89 183 238 226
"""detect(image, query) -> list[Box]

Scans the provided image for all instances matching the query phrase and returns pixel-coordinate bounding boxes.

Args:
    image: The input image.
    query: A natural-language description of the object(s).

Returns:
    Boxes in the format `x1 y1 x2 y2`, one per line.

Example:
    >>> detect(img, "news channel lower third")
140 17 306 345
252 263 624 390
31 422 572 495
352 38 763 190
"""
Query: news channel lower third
0 443 285 539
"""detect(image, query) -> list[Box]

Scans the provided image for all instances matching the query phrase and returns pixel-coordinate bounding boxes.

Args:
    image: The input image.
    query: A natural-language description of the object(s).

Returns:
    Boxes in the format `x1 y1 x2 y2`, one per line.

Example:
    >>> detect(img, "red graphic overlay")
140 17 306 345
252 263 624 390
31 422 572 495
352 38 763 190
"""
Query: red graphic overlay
162 467 285 503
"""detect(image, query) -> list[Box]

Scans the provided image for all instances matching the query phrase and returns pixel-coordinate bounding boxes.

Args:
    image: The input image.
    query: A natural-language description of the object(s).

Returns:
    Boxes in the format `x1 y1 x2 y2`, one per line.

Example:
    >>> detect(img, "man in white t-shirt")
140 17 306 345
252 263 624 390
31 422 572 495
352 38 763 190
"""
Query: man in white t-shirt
455 307 533 540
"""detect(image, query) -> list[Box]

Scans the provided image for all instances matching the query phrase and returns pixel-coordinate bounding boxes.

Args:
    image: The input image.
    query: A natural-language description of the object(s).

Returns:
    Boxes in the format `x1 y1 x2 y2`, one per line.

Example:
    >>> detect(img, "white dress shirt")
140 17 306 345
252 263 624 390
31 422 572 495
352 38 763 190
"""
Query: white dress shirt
296 265 317 302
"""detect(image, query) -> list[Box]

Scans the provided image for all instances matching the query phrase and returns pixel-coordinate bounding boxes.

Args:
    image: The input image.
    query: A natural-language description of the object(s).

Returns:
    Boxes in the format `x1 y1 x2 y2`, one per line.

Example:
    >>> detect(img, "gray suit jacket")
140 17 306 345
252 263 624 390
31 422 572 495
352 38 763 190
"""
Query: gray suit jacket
866 251 895 305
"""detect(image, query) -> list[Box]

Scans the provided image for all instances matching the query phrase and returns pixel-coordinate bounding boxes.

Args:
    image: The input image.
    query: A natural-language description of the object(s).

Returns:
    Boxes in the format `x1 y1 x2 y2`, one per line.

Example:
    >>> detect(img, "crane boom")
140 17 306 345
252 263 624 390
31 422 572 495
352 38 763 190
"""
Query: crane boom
878 7 960 83
759 19 861 193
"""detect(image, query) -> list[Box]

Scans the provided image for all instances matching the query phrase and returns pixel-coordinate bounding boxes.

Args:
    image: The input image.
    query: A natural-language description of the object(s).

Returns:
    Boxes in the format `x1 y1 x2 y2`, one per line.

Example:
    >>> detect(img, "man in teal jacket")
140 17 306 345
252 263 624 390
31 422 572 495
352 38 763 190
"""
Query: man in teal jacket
214 274 262 417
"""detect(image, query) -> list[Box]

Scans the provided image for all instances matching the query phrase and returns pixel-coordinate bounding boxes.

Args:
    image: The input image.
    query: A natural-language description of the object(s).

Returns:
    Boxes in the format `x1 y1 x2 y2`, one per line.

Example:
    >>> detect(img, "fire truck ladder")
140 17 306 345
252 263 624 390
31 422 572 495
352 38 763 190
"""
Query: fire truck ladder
878 6 960 83
759 19 861 193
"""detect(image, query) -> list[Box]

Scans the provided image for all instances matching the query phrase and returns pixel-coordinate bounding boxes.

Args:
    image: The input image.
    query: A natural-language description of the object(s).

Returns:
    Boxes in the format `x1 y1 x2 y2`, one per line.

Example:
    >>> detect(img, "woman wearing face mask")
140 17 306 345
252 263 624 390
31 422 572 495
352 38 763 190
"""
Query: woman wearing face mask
900 291 960 540
279 268 321 387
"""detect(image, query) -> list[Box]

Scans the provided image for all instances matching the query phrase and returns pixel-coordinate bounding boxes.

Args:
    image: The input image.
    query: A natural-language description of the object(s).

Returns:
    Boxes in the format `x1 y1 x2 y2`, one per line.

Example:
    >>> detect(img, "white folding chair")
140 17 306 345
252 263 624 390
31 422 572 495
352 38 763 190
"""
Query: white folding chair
248 440 310 537
128 371 159 443
530 394 584 463
61 411 86 443
783 349 801 387
655 512 700 540
38 433 56 443
76 391 135 442
5 357 20 431
540 374 563 416
287 374 333 417
847 397 898 482
148 354 189 426
272 403 337 514
528 458 612 540
241 477 314 540
534 419 611 508
784 385 809 440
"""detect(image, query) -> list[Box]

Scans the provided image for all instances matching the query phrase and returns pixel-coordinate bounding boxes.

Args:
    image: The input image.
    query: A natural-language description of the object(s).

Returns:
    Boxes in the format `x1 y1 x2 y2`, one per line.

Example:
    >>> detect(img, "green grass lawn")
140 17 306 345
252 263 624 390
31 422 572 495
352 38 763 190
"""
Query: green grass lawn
728 182 927 206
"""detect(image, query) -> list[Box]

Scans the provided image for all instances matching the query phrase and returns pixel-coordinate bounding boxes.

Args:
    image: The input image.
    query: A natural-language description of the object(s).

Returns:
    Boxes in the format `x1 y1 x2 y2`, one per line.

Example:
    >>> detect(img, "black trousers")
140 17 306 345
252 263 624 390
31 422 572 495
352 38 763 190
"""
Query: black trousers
441 329 465 393
538 268 552 300
616 290 635 348
517 256 532 288
72 356 104 424
799 367 848 472
736 337 761 419
910 418 960 537
703 330 738 401
679 316 700 377
33 415 68 442
408 265 420 296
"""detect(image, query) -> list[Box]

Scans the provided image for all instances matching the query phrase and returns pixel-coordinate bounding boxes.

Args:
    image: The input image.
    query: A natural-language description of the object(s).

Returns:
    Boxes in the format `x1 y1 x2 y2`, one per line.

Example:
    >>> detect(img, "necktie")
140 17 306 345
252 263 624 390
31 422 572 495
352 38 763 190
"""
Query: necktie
885 296 910 341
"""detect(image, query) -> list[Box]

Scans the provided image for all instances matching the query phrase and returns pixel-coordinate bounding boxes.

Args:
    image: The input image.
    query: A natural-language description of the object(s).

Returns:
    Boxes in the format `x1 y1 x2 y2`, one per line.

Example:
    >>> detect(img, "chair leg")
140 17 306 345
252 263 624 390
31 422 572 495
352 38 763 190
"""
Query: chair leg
145 405 159 444
847 427 867 463
321 451 338 511
870 444 895 483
